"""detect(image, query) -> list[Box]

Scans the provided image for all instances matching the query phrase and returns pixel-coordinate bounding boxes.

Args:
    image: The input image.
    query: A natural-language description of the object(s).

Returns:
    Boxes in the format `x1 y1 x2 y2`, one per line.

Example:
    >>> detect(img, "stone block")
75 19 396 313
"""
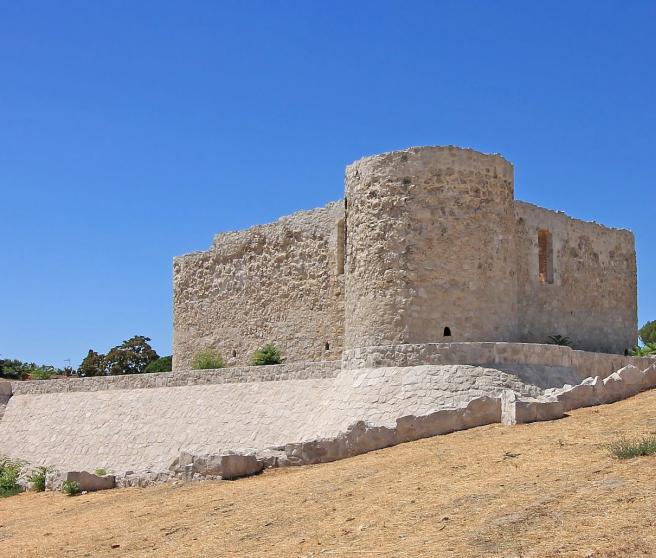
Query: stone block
0 380 12 396
555 382 598 411
500 390 517 425
460 396 502 429
66 471 115 492
601 365 642 404
216 454 263 480
641 365 656 391
396 409 459 442
513 398 565 424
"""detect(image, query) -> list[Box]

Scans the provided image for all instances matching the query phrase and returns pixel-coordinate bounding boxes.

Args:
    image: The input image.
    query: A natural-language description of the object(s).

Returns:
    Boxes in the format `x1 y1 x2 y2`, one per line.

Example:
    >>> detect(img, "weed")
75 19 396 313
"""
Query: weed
62 480 82 496
608 436 656 459
28 466 52 492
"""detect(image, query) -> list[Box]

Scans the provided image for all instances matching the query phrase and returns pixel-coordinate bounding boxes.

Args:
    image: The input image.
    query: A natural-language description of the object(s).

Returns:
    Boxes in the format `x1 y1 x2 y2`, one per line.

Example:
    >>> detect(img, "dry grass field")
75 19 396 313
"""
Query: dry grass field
2 390 656 557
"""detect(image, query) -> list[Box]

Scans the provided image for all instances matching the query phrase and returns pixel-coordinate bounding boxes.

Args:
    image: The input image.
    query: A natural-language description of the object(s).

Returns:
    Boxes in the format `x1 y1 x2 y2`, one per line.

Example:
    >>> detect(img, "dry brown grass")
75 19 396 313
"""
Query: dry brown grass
2 390 656 557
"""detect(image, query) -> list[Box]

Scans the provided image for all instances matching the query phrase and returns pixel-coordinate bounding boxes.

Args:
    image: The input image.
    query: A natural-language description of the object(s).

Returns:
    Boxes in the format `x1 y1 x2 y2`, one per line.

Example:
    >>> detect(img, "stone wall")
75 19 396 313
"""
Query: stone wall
173 202 345 369
515 202 637 354
0 363 558 474
341 342 653 382
344 146 518 349
9 361 340 395
1 351 653 477
172 146 638 365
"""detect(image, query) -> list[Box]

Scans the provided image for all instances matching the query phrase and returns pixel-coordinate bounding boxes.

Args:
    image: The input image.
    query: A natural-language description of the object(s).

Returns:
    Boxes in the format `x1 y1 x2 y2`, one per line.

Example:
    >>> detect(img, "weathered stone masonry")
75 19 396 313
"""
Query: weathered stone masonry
174 146 637 367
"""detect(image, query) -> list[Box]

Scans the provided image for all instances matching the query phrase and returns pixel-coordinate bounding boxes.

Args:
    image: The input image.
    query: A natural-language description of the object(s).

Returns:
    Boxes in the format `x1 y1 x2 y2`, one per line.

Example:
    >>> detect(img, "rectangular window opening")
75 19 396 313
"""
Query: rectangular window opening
538 229 554 284
336 218 345 275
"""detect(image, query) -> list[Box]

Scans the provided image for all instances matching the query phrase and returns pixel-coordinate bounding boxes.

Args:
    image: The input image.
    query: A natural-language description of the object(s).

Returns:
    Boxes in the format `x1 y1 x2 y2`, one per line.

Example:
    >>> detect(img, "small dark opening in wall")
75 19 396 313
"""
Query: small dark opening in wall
232 350 237 358
325 342 330 351
624 348 629 356
443 327 452 337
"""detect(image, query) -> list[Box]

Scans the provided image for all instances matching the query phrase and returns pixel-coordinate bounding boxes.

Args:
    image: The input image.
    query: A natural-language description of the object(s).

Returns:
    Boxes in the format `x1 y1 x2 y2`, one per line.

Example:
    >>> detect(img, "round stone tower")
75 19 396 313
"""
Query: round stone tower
343 146 518 351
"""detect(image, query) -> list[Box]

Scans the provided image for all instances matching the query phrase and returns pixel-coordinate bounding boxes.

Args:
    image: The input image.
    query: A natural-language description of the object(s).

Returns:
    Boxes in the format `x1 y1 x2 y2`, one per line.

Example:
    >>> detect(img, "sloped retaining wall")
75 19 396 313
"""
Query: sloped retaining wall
0 348 653 489
172 362 656 483
0 363 564 476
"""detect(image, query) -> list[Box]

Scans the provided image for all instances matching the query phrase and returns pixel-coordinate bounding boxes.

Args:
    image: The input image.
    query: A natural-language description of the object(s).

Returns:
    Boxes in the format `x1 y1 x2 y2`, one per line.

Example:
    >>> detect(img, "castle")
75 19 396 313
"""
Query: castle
173 146 637 368
0 145 649 485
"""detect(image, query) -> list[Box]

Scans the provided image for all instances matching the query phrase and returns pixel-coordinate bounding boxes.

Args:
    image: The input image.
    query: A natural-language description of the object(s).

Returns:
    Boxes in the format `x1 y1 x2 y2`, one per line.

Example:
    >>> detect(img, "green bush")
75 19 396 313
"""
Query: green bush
0 457 23 497
191 349 225 370
28 466 52 492
547 335 572 347
144 356 173 373
631 342 656 357
608 436 656 459
62 480 81 496
94 468 107 477
251 344 283 366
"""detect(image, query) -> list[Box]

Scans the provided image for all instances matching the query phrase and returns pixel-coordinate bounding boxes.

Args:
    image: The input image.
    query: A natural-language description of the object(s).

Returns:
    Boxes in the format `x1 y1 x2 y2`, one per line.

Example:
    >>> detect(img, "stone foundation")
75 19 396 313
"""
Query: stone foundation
0 345 653 488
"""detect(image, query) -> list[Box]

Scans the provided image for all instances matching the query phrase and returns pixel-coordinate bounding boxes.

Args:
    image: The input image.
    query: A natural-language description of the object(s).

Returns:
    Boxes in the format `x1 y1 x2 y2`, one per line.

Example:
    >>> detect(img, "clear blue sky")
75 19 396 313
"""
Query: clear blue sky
1 1 654 367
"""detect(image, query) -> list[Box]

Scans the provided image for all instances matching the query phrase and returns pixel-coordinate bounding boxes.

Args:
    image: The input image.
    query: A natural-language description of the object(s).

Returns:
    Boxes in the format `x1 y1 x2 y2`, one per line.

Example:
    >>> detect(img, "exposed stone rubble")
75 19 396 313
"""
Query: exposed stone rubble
65 471 116 492
502 364 656 425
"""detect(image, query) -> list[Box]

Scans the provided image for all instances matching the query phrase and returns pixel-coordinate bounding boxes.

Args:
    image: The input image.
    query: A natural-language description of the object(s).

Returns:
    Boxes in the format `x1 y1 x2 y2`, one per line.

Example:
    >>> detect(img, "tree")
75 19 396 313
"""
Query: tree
145 355 173 373
639 321 656 345
104 336 159 375
0 359 30 380
77 350 106 377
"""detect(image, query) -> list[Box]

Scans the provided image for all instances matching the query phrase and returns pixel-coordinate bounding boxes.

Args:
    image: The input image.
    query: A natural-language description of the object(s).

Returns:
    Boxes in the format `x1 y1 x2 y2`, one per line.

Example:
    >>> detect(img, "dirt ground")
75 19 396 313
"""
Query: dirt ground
1 390 656 558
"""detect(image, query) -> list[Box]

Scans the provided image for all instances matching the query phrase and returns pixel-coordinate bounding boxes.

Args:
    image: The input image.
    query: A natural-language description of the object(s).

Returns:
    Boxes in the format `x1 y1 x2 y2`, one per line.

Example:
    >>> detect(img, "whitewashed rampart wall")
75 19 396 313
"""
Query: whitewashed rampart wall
0 347 651 475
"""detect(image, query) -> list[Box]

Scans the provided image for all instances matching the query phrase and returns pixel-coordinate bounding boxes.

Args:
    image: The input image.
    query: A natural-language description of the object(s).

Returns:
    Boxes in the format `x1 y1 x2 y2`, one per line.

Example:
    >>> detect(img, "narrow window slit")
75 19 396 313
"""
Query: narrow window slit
325 342 330 351
336 218 345 275
538 229 554 284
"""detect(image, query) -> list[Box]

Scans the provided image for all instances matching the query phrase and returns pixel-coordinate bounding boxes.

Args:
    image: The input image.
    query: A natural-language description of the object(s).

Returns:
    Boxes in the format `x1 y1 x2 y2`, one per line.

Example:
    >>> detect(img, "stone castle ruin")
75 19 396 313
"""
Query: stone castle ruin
0 146 652 489
173 146 637 368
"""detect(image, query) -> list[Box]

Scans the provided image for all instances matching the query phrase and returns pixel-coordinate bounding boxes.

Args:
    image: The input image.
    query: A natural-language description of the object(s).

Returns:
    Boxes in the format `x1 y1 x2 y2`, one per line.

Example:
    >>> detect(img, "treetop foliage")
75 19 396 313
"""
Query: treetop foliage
77 336 160 377
639 321 656 345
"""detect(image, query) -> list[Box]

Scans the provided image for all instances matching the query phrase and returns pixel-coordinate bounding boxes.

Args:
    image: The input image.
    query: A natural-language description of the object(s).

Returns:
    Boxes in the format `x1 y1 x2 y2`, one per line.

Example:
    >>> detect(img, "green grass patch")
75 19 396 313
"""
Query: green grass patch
608 436 656 459
191 349 225 370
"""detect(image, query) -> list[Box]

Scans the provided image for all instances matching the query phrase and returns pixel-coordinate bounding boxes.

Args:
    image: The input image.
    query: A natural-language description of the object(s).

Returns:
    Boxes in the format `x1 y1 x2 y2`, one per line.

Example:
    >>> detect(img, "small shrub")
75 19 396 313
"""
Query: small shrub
144 355 173 373
191 349 225 370
95 468 107 477
608 436 656 459
62 480 81 496
28 466 52 492
251 344 283 366
0 457 24 497
631 343 656 357
548 335 572 347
